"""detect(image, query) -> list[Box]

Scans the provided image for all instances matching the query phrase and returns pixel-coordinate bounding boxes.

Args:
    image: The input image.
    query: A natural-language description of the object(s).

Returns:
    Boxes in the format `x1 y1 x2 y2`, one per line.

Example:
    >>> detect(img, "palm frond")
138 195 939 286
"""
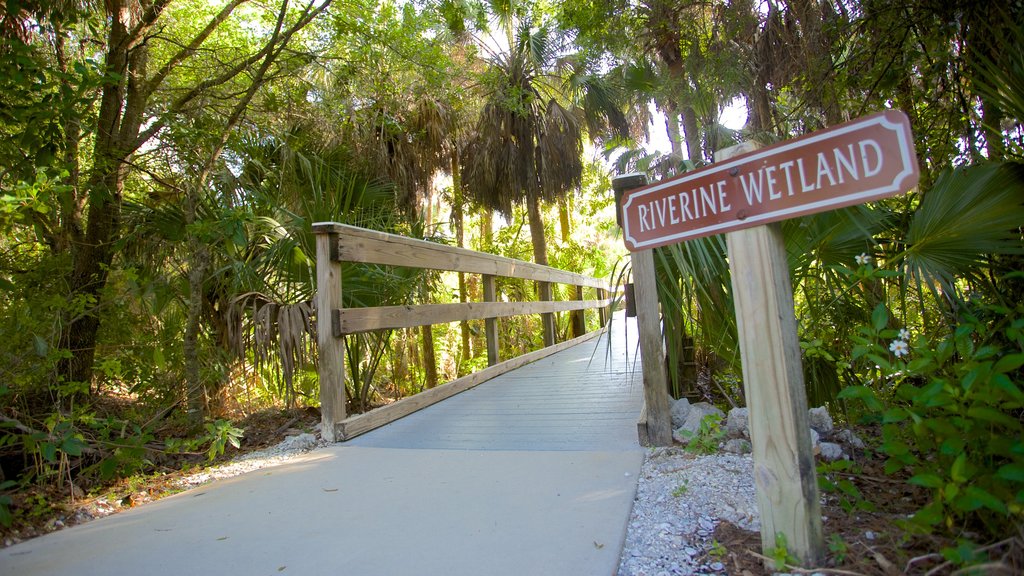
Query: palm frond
898 161 1024 297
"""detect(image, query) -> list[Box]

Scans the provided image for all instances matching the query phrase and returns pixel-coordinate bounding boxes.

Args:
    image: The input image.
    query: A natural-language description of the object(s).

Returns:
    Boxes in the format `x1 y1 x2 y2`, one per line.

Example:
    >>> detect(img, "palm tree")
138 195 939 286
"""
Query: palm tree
462 20 626 345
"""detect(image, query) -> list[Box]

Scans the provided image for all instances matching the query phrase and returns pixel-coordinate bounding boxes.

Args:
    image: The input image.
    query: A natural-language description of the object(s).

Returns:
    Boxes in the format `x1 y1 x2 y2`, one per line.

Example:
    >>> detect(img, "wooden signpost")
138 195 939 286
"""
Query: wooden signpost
618 111 919 566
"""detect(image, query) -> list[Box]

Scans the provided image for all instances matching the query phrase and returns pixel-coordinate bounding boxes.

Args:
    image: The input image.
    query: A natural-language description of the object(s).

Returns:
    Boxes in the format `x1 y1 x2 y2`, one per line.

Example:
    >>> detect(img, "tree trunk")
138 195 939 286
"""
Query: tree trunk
451 149 471 367
421 324 438 388
526 194 555 347
185 239 210 425
665 104 683 159
681 104 702 164
58 3 138 388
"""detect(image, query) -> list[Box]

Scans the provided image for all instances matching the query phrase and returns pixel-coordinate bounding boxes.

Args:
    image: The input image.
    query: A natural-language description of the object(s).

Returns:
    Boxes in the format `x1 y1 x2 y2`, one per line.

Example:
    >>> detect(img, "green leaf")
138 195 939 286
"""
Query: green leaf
951 452 970 483
61 437 85 457
907 357 934 373
958 486 1008 514
996 463 1024 483
866 353 891 371
41 442 57 462
908 473 944 488
911 501 944 527
883 407 908 423
967 406 1020 429
992 374 1024 402
994 353 1024 374
871 302 889 331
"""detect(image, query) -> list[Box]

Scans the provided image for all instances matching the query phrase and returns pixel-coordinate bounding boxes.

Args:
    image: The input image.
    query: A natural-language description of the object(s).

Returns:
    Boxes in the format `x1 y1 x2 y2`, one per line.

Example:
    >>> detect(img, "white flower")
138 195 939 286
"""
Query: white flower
889 339 909 358
855 253 871 266
898 328 911 341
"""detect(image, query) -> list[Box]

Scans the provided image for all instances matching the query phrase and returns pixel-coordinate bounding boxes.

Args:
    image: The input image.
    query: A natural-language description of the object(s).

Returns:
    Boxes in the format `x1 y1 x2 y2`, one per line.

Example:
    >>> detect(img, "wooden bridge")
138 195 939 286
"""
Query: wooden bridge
0 225 655 575
312 222 658 444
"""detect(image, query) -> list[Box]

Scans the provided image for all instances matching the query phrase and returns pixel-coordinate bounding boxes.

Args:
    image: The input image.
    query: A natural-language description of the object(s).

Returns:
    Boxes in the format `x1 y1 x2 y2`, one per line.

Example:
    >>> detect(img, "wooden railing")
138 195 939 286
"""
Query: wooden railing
313 222 613 442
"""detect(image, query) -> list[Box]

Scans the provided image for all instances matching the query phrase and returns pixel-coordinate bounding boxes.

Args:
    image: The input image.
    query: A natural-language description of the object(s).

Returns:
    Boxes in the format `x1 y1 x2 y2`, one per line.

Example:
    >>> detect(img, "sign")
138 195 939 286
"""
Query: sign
620 110 919 251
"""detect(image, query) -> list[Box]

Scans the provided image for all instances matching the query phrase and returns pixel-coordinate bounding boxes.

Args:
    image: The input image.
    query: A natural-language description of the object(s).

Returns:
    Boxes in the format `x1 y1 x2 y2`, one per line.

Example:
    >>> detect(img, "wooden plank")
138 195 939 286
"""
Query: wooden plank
630 248 673 446
719 142 824 566
483 274 499 366
315 232 346 442
334 299 612 334
336 326 609 440
312 221 607 290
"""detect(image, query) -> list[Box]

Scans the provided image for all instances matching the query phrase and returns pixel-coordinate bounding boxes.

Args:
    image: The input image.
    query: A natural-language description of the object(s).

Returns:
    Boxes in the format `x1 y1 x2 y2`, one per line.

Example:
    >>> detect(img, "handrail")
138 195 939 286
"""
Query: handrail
312 222 612 442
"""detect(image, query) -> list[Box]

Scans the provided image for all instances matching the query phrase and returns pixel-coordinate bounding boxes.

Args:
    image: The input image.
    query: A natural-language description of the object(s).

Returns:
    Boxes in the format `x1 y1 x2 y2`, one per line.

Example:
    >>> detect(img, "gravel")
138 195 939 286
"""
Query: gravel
618 447 760 576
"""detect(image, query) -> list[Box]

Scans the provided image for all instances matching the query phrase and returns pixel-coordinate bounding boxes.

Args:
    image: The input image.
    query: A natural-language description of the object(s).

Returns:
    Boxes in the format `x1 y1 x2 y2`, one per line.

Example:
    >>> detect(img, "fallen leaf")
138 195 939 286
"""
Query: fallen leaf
593 541 604 549
216 536 229 541
322 488 338 492
277 567 286 572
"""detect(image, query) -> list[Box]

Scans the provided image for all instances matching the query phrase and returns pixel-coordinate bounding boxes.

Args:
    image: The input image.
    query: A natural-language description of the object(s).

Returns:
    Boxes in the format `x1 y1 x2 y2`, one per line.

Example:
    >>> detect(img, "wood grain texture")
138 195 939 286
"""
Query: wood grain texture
719 142 824 566
483 274 499 366
315 233 346 442
312 221 606 289
333 299 611 334
630 248 673 446
336 327 609 441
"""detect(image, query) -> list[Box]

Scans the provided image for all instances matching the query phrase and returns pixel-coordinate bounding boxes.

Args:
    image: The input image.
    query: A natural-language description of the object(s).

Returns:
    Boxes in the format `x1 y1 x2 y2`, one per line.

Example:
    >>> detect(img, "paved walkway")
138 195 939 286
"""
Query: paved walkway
0 315 646 576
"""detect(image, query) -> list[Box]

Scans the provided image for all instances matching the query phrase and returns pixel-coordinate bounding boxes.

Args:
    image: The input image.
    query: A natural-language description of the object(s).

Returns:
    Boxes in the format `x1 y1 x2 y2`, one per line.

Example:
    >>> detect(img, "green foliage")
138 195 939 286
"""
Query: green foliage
839 291 1024 536
767 532 799 571
827 533 849 564
671 481 689 497
681 414 725 455
203 420 245 461
817 459 873 514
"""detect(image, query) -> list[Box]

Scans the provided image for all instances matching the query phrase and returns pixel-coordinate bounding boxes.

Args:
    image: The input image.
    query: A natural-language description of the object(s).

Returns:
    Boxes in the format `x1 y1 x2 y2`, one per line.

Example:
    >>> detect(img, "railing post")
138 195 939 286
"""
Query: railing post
613 174 673 447
483 274 499 366
315 229 346 442
597 287 608 327
571 285 586 338
538 281 556 347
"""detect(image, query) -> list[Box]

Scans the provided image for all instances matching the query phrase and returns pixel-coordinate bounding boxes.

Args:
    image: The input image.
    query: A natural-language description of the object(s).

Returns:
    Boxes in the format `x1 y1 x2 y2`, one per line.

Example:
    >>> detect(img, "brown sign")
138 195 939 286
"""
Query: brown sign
620 110 919 251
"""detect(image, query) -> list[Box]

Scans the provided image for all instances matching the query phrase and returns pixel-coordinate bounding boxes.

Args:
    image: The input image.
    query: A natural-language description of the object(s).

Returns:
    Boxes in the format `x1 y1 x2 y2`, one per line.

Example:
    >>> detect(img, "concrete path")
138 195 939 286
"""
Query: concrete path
0 315 645 576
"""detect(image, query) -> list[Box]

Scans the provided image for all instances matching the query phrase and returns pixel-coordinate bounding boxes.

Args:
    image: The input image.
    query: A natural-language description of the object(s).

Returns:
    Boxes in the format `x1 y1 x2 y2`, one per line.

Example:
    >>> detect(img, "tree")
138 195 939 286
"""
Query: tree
39 0 331 389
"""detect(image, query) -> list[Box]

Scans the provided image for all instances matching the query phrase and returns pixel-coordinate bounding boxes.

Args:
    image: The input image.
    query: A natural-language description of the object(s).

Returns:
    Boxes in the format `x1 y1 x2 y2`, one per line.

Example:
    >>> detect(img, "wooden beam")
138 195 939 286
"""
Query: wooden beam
315 232 346 442
312 221 607 289
336 326 608 440
719 142 824 566
483 274 499 366
629 248 674 446
333 299 611 335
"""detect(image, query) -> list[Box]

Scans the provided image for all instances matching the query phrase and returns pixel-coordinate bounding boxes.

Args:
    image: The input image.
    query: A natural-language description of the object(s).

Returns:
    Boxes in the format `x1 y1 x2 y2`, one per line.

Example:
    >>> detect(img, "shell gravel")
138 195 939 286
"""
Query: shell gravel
618 447 760 576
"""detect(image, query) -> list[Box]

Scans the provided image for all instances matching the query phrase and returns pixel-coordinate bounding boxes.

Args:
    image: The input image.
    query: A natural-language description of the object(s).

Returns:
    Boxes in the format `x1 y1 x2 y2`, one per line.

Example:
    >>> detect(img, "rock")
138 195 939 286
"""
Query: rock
670 397 692 429
819 442 845 461
808 406 834 436
277 432 317 451
809 428 820 448
834 428 866 449
725 407 749 438
723 438 752 454
675 402 725 443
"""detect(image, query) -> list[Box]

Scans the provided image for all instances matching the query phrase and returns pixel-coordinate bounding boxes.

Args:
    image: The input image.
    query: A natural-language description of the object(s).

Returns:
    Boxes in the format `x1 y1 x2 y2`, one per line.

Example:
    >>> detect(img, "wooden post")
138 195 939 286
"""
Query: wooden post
597 288 608 327
538 280 556 347
483 274 499 366
571 285 586 337
630 248 673 446
315 230 346 443
718 143 824 566
613 174 673 447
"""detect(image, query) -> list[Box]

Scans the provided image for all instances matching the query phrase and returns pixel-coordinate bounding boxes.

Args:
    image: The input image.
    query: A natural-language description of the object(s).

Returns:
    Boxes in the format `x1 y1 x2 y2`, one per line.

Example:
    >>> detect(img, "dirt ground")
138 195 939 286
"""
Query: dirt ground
709 452 1024 575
